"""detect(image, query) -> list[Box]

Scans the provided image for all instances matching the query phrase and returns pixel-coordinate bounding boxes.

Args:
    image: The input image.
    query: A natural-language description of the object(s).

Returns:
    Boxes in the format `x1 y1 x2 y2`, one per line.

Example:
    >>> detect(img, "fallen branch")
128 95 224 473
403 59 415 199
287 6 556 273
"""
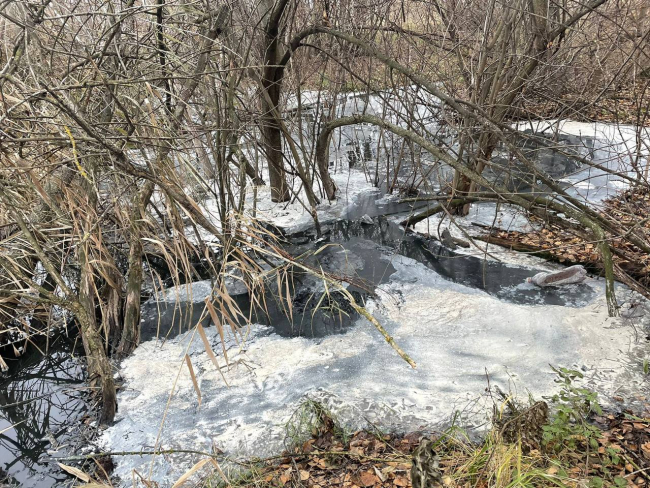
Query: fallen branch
399 199 474 227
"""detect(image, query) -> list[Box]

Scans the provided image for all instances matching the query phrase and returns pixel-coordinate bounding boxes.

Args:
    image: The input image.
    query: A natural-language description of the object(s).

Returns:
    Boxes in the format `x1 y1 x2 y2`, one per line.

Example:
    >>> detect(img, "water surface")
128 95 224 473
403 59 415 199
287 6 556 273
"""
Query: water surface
0 336 87 488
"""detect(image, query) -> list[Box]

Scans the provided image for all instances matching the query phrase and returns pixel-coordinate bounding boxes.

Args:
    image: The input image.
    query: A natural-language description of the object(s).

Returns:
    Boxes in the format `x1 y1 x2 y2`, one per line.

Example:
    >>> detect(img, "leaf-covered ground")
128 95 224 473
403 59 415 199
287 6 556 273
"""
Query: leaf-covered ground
479 185 650 293
521 82 650 127
209 407 650 488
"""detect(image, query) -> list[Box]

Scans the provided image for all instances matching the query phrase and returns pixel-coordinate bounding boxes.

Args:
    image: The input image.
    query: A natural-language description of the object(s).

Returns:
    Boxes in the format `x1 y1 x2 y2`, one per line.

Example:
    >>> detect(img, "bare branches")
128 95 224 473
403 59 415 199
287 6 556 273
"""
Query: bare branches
1 0 648 423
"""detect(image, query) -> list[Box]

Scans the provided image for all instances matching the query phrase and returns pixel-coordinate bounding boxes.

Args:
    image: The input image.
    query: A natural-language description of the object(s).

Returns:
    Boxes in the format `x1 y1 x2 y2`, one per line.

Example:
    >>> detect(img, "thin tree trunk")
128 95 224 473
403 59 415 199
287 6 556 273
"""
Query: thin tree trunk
117 182 155 356
315 129 338 201
261 10 290 203
78 245 117 423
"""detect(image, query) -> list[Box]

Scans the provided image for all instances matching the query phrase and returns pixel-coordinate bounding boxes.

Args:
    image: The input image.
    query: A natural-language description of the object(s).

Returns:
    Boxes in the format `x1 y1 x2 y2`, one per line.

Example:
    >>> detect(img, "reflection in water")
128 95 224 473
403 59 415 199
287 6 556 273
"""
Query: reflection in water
140 195 597 344
316 215 596 307
0 336 87 488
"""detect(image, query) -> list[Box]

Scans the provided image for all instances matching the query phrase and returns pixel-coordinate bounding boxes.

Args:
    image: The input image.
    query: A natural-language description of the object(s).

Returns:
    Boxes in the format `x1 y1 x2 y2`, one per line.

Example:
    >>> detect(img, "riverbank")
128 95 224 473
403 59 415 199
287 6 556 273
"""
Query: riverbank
474 184 650 301
95 120 650 484
519 82 650 128
196 394 650 488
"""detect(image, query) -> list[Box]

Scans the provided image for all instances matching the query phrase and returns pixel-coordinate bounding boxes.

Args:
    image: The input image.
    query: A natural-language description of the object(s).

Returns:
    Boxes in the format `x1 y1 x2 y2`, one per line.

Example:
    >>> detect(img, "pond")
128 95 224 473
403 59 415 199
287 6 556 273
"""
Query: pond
101 182 648 486
139 193 597 344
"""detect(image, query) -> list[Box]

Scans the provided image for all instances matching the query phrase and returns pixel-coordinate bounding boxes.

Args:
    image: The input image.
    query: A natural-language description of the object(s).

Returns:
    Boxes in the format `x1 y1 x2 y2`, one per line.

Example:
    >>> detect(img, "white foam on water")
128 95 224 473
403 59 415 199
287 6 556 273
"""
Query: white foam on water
101 254 647 486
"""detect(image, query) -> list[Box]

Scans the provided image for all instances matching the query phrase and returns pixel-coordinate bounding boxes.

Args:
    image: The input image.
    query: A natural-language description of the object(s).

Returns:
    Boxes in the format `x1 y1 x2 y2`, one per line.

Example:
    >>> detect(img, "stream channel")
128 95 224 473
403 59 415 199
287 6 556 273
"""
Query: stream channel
1 122 649 487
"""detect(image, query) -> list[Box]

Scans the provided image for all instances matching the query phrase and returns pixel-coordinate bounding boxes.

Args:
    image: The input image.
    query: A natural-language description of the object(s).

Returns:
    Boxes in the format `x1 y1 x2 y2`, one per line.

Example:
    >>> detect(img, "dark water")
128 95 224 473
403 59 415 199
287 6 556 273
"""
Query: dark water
0 336 87 488
136 123 603 342
300 215 596 308
138 255 384 341
346 193 596 305
139 191 596 343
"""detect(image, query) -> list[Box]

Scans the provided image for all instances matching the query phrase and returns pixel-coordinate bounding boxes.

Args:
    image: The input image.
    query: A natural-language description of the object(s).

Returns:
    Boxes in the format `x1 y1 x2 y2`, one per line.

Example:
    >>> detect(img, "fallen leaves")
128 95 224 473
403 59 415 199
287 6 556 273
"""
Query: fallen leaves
392 475 409 486
231 406 650 488
278 466 293 485
589 412 650 487
481 185 650 288
356 470 378 486
300 470 311 481
523 82 650 127
258 429 415 488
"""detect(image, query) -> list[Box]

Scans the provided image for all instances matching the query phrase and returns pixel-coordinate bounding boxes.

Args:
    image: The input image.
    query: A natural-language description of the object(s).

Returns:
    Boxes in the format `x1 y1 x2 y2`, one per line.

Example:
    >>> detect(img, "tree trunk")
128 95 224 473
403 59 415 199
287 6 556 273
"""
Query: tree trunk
78 243 117 423
117 236 143 357
116 182 154 356
451 135 497 215
261 9 290 203
315 123 338 201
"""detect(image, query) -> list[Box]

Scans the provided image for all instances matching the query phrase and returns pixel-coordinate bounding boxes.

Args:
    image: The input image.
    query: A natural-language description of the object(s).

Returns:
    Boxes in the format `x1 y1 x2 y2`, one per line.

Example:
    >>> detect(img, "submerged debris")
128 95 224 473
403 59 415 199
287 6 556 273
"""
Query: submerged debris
440 229 457 250
360 214 374 225
527 265 588 287
440 229 470 250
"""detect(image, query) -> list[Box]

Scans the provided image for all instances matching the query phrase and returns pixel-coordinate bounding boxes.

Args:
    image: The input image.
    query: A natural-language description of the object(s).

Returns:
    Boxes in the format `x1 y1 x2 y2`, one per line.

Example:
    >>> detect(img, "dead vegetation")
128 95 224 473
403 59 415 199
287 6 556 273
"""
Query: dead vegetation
192 387 650 488
1 1 650 483
477 185 650 299
521 81 650 128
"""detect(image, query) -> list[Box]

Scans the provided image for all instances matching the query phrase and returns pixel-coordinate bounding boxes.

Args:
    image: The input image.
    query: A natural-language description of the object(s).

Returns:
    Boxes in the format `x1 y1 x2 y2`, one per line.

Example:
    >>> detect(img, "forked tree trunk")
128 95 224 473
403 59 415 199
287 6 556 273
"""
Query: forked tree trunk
451 134 498 215
447 0 607 212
